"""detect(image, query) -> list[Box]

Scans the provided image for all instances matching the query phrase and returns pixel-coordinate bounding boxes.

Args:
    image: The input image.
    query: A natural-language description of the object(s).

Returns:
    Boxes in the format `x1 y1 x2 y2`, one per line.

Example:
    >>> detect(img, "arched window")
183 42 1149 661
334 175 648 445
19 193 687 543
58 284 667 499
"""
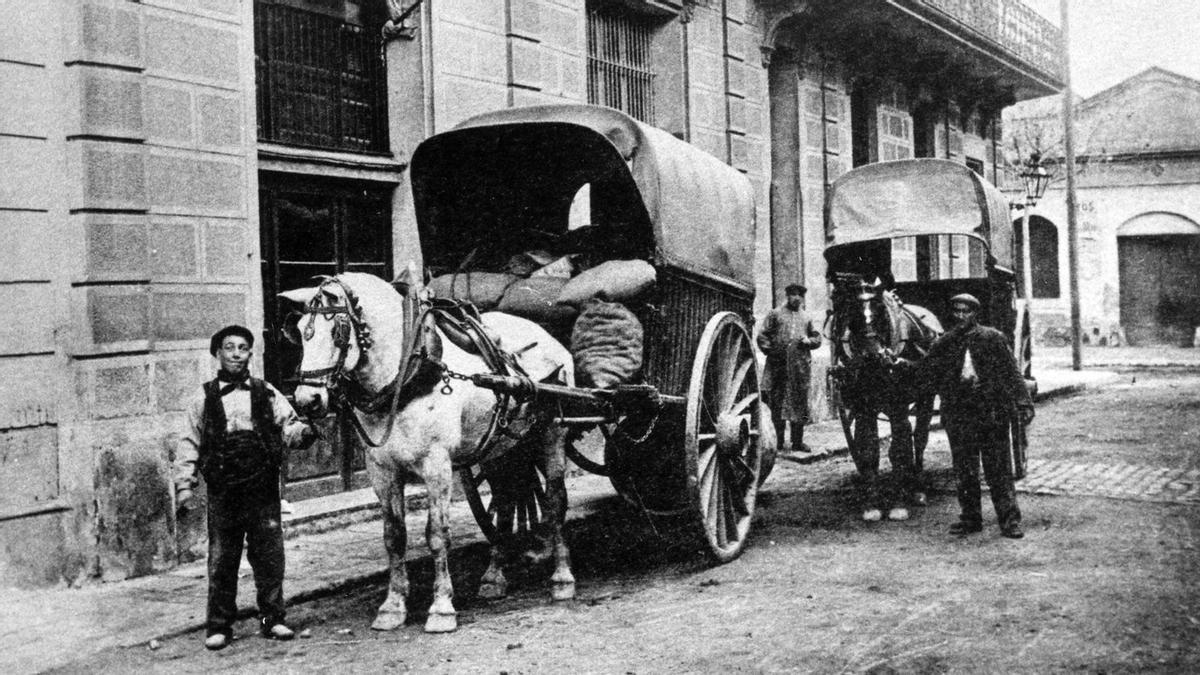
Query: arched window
1013 215 1060 298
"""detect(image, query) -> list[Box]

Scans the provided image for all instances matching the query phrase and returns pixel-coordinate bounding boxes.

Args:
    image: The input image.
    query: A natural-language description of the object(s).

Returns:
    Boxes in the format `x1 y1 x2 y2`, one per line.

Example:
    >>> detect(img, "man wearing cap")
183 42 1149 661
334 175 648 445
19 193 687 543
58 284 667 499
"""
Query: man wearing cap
910 294 1034 539
174 324 316 650
757 283 823 454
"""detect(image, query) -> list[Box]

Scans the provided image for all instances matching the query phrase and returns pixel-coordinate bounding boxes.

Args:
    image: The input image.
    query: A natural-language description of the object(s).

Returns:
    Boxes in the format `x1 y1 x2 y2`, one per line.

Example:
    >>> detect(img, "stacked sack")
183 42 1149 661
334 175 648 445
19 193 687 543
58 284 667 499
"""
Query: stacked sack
427 253 657 390
555 259 655 390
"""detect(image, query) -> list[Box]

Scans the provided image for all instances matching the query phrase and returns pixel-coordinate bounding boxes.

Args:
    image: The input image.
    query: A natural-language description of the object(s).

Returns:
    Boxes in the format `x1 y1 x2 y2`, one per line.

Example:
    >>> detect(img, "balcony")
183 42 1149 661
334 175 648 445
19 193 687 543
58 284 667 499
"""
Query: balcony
254 2 390 155
912 0 1063 82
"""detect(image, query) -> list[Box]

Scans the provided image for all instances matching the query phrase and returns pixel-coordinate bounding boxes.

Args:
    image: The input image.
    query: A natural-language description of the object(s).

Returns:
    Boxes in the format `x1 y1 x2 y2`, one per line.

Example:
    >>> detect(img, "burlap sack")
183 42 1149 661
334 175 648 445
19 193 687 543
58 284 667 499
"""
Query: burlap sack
427 272 519 310
570 298 644 389
498 276 577 324
556 259 656 308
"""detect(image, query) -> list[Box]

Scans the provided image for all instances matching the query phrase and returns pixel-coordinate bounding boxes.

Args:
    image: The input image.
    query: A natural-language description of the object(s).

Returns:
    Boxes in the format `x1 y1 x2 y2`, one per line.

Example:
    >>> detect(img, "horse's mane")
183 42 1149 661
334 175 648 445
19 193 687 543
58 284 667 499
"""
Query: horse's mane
335 272 407 374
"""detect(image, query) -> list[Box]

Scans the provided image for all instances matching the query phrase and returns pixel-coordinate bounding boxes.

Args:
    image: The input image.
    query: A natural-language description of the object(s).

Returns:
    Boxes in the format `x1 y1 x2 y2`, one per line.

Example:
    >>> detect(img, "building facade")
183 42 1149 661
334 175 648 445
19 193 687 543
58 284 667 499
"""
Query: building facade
1005 67 1200 347
0 0 1060 587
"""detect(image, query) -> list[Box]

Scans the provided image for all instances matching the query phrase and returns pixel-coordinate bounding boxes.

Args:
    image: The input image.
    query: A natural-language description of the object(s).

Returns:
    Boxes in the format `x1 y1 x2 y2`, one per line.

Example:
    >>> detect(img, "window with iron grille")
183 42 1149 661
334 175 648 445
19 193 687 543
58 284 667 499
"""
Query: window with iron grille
255 1 389 154
587 3 656 123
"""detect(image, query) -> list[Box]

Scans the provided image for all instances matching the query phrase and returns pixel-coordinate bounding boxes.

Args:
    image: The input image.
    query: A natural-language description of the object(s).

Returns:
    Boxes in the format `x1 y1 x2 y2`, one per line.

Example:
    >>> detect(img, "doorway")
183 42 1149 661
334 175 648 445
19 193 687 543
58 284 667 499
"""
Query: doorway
258 173 394 499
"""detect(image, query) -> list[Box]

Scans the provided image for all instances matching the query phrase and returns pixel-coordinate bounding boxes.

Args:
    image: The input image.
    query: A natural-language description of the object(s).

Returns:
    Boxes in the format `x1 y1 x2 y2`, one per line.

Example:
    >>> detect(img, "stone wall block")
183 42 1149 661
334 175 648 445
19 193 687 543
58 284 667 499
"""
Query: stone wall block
725 0 747 23
440 25 508 83
438 77 509 130
146 151 242 217
73 67 145 140
0 511 70 588
92 363 152 420
149 219 199 280
73 142 148 212
145 84 194 146
443 0 505 29
1 0 53 65
508 0 543 40
71 2 144 70
509 38 544 90
84 215 149 282
728 96 747 133
203 222 247 280
0 211 54 282
196 93 241 151
72 285 151 355
0 137 54 210
0 62 52 139
154 358 202 413
689 51 723 91
538 2 584 54
0 284 58 357
725 19 747 61
691 90 724 130
729 132 750 171
144 15 238 86
151 288 246 345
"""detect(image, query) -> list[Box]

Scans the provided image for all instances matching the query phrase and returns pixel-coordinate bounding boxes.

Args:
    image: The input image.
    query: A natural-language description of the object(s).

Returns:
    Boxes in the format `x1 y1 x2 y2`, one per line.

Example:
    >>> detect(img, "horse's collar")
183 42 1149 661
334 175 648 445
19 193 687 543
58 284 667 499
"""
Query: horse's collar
339 308 443 414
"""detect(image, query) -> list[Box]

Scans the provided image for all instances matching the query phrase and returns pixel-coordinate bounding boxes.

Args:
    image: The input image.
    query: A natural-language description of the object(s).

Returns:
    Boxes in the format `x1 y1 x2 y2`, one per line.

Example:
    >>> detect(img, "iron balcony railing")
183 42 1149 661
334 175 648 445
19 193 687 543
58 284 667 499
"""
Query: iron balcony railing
255 2 390 154
916 0 1063 80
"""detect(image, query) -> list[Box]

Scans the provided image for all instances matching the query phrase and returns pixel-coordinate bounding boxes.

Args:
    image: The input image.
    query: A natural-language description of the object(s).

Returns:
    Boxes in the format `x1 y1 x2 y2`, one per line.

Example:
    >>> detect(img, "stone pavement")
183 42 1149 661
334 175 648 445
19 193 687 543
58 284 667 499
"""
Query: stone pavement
0 358 1177 674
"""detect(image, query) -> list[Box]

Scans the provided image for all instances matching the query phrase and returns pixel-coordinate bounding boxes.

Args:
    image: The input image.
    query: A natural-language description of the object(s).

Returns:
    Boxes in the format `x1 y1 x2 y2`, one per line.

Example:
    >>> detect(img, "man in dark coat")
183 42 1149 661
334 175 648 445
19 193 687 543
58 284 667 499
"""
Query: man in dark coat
756 284 823 453
910 294 1034 539
175 325 315 650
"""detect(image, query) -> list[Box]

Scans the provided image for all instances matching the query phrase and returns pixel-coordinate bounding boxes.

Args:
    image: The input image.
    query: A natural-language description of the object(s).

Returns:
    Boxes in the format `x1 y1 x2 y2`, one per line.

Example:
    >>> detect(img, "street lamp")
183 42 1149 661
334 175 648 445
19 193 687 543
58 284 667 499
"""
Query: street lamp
1017 153 1050 355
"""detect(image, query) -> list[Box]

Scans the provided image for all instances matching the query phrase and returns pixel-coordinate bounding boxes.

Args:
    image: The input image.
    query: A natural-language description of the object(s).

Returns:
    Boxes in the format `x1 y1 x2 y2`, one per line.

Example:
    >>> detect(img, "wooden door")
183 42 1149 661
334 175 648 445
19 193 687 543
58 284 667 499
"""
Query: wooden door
259 175 393 499
1119 235 1200 346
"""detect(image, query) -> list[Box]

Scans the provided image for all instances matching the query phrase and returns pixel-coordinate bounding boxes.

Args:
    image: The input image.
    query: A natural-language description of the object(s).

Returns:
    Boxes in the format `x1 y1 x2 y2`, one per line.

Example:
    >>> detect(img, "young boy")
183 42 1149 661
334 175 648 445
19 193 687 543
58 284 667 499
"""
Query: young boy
175 325 315 650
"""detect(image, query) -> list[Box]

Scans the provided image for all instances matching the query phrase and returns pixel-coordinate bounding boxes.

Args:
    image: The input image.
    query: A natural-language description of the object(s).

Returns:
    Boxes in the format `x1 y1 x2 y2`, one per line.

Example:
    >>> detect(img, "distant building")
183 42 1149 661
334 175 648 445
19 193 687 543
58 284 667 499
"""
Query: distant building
1005 67 1200 347
0 0 1060 587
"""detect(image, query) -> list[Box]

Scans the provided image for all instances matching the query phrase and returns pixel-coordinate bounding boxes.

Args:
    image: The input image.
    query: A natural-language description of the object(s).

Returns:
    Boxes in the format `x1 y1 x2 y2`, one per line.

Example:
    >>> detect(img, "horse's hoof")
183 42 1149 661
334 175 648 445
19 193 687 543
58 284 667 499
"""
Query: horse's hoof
862 508 882 522
424 612 458 633
887 507 910 521
912 492 928 506
478 581 508 600
370 611 406 631
551 582 576 602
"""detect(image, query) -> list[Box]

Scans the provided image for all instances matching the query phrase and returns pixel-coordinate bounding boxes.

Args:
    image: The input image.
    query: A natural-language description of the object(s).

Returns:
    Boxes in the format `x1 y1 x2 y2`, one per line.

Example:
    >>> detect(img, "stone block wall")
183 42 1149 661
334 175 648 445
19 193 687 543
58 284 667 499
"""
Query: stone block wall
0 0 257 587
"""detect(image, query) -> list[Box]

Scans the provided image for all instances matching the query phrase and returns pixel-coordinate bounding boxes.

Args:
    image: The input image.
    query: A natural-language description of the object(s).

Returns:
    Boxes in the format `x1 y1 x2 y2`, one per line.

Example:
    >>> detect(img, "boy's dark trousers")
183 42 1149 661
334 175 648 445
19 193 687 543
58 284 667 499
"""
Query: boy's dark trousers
206 494 285 635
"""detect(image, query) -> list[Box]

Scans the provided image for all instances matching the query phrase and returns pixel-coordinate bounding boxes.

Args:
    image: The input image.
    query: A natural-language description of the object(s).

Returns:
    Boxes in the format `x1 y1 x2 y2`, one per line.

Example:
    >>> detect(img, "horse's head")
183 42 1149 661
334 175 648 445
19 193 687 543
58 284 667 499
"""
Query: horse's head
832 273 893 366
282 268 422 417
280 276 372 417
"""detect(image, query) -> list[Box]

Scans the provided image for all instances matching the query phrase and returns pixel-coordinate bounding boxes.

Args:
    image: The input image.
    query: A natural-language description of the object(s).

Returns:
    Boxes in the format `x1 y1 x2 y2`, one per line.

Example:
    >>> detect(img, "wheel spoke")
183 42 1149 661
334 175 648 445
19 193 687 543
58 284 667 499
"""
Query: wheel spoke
697 432 717 442
712 464 727 547
731 391 758 415
699 444 718 516
723 358 752 409
722 474 739 541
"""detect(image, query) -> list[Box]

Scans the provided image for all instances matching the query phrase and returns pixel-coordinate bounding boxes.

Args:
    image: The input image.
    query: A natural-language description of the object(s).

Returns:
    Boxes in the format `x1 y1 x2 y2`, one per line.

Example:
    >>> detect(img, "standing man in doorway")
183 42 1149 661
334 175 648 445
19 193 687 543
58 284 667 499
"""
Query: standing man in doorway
757 283 823 454
175 324 316 650
910 294 1034 539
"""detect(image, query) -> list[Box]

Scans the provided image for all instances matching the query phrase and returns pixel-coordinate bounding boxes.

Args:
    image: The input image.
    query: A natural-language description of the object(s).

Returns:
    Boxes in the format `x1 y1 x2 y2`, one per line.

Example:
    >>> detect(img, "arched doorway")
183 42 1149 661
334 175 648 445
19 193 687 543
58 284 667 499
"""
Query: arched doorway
1117 212 1200 346
1013 214 1061 298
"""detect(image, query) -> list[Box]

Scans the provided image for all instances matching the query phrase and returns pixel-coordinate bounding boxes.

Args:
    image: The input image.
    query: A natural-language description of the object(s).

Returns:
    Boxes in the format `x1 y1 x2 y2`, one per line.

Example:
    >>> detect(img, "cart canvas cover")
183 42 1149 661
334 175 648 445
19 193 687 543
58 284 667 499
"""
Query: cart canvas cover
824 159 1014 269
412 104 756 291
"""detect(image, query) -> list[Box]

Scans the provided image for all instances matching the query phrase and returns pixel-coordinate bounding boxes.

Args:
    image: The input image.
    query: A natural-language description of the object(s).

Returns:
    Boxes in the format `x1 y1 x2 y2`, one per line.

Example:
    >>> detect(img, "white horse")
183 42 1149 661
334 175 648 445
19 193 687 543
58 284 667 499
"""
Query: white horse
282 270 576 633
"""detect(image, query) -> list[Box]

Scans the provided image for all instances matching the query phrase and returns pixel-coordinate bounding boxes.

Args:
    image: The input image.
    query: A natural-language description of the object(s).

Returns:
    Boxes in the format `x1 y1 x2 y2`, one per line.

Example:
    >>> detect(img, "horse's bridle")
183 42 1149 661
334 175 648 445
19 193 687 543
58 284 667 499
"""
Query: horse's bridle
295 277 374 390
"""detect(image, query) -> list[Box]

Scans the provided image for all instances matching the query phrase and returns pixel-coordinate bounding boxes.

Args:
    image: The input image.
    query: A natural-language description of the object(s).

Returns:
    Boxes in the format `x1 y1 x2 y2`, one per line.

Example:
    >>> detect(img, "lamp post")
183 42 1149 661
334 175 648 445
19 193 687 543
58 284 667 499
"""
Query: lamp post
1018 152 1051 344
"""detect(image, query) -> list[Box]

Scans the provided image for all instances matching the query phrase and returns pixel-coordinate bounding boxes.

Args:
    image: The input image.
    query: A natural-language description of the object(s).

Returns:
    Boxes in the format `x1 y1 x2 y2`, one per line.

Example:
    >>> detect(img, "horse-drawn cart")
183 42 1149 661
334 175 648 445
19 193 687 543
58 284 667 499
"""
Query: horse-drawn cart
409 104 773 562
824 159 1036 492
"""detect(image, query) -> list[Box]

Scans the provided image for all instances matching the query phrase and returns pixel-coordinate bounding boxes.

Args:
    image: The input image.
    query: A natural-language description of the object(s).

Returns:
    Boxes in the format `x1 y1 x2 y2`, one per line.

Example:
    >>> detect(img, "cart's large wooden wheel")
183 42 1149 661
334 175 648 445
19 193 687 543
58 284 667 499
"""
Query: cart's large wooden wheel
457 446 557 545
683 312 762 563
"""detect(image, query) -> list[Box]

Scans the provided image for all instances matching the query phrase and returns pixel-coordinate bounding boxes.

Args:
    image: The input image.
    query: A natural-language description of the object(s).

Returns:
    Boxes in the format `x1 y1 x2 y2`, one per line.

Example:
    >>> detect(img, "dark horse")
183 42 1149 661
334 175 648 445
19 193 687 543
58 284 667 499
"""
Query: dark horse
828 273 943 521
